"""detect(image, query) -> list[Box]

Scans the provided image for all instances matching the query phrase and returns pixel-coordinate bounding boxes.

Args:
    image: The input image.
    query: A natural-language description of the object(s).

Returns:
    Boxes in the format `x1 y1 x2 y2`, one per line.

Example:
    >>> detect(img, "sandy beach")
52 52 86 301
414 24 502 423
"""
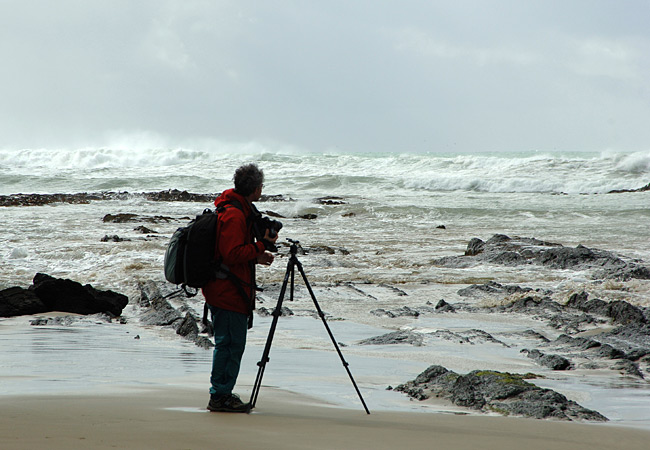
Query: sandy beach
2 385 649 450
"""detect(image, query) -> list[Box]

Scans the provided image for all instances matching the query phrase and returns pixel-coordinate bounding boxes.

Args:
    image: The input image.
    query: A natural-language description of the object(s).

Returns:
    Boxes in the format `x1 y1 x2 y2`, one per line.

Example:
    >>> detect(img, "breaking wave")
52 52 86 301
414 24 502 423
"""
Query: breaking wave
1 147 648 195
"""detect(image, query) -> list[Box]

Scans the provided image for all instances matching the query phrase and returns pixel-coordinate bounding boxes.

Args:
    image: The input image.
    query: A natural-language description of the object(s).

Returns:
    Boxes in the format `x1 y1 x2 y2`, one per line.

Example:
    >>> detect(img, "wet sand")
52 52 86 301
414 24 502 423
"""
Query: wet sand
2 386 649 450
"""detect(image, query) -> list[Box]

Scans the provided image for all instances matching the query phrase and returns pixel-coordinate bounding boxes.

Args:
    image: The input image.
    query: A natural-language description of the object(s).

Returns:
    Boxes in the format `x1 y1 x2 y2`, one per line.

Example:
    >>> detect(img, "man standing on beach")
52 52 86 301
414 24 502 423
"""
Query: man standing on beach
202 163 277 413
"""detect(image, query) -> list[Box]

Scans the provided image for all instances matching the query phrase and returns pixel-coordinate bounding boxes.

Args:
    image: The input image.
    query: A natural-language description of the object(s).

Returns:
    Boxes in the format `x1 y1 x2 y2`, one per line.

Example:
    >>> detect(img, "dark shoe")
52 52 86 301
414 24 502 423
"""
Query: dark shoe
207 394 226 412
207 394 251 413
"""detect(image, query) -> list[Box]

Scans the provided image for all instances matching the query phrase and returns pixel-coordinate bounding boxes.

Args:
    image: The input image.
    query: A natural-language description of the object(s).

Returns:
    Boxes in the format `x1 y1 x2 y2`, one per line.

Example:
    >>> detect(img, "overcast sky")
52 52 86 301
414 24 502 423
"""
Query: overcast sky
1 0 649 153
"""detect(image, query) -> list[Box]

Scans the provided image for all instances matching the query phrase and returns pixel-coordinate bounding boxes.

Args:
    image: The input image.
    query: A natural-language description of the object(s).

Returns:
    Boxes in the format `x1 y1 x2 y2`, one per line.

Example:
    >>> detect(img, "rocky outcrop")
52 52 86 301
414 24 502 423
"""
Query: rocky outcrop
522 349 572 370
0 287 48 317
31 273 128 317
359 330 424 346
370 306 420 318
607 182 650 194
0 190 293 207
360 328 508 347
0 274 128 317
394 365 608 422
435 235 650 281
102 213 175 224
566 292 647 325
135 280 214 348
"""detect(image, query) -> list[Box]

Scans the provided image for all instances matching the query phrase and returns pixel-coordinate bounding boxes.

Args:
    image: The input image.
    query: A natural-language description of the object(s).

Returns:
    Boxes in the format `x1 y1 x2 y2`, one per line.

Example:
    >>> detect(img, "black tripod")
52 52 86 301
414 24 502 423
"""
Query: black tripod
250 239 370 414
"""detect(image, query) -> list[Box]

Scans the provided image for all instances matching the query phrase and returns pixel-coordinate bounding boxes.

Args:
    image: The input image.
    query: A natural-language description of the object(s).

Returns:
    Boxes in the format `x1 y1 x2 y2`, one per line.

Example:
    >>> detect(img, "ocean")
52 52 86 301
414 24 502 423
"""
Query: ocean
1 147 649 426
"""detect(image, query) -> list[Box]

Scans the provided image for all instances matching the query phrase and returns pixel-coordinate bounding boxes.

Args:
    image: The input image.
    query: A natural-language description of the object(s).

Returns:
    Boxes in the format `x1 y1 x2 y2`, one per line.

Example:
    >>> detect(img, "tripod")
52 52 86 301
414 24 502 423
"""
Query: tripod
250 239 370 414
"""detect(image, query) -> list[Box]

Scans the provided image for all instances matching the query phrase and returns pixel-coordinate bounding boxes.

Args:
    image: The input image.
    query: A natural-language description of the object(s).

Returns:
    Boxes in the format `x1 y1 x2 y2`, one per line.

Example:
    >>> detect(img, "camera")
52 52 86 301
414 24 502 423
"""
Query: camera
257 216 283 239
254 216 283 251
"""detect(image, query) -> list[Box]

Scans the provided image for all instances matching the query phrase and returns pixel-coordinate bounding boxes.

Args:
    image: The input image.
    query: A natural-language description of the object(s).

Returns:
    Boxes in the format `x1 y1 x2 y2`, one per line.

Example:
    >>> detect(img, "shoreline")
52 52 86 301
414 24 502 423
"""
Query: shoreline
2 386 650 450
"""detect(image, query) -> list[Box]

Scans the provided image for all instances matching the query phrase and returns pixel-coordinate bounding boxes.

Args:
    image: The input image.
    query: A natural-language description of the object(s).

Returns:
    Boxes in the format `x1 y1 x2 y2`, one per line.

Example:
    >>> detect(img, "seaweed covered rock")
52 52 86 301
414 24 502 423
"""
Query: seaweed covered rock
395 365 607 422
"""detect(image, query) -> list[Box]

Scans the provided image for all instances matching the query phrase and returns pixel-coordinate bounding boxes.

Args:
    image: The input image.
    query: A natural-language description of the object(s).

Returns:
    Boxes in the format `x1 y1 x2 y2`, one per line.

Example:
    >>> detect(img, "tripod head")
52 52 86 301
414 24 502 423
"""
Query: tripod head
287 238 301 255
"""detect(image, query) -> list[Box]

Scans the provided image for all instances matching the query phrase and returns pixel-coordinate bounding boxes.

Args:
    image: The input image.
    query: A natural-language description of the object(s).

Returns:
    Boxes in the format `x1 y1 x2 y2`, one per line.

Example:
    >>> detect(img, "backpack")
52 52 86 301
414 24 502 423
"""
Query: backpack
164 200 259 328
164 201 250 292
164 208 221 294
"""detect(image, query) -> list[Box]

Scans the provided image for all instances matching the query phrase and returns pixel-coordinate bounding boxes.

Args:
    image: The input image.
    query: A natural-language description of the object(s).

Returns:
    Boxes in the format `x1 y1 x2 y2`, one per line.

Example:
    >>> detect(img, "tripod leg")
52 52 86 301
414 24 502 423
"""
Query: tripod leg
295 260 371 414
250 259 293 409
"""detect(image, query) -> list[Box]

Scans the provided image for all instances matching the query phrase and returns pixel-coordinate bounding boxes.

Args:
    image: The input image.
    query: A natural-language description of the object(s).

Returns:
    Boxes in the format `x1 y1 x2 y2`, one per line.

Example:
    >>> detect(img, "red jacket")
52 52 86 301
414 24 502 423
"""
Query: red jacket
201 189 266 315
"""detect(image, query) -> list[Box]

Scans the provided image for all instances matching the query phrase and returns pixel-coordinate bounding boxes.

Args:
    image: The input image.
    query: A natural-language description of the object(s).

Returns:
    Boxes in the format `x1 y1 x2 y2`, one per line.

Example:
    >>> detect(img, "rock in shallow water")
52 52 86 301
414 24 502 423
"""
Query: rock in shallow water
395 365 608 422
0 274 128 317
436 234 650 281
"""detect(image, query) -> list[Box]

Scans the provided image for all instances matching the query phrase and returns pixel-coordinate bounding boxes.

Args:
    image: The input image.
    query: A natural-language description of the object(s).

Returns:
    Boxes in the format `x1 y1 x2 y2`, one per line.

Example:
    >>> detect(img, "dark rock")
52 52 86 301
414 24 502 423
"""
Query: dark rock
101 235 129 242
369 306 419 318
0 192 121 207
508 296 562 313
379 284 408 296
0 191 290 207
608 300 647 325
102 213 174 224
134 226 157 234
435 299 456 313
513 329 551 343
29 313 113 326
359 330 424 347
306 245 350 255
566 292 646 325
261 210 286 218
103 213 139 223
487 234 512 244
136 280 161 307
138 295 182 326
316 196 347 205
135 279 216 349
627 349 650 361
611 360 644 378
457 281 539 298
30 273 128 317
260 194 292 202
566 292 609 316
176 313 200 338
394 306 419 317
436 234 650 281
413 364 452 384
555 334 602 351
296 214 318 220
395 365 607 421
144 189 215 202
370 308 396 318
524 349 572 370
195 336 214 349
593 344 626 359
0 287 48 317
599 323 650 353
607 182 650 194
256 306 294 317
465 238 485 256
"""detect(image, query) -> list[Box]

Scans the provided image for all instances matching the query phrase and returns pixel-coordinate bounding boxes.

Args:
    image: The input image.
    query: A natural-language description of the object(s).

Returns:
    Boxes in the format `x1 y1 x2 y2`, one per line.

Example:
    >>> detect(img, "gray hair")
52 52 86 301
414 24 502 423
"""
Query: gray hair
233 163 264 196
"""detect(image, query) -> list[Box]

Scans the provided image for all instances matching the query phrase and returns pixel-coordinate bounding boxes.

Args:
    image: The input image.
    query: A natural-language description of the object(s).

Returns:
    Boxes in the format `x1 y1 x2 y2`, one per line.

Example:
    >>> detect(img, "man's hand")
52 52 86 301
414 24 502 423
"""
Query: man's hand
263 228 279 243
257 251 275 266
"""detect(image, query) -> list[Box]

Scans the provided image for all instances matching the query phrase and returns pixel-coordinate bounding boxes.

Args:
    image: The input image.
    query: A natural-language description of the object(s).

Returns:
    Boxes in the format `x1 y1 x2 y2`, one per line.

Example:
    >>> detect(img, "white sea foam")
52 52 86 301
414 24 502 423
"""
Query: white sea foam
2 148 648 195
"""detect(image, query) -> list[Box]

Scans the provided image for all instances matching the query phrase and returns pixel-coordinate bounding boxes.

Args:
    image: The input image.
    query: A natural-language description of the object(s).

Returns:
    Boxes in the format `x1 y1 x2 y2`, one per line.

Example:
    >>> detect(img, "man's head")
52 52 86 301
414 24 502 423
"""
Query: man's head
233 163 264 199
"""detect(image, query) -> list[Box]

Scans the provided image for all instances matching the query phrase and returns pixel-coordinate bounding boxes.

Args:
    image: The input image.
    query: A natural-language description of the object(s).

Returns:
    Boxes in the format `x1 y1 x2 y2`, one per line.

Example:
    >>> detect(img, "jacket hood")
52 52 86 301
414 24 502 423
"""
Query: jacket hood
214 188 252 215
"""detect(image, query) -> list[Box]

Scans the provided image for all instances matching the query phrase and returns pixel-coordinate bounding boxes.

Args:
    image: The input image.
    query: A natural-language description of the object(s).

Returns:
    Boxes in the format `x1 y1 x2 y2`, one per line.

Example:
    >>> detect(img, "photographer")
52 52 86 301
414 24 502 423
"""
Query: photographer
202 163 278 413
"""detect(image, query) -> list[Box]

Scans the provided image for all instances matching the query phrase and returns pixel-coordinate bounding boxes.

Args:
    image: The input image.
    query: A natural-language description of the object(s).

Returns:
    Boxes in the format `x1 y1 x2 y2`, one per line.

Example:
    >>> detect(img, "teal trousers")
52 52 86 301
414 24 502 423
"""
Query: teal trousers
208 305 248 396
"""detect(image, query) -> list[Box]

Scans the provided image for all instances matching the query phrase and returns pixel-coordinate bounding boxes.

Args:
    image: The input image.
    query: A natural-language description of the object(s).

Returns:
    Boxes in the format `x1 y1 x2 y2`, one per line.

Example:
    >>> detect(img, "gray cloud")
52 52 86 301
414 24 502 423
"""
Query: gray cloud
1 0 649 152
